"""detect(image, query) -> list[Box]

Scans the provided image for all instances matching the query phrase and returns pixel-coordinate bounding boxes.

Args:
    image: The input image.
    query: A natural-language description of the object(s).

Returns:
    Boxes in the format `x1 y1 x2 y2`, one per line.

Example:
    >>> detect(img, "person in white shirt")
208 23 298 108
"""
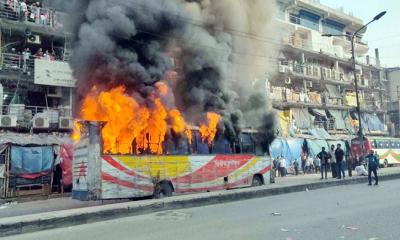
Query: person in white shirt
20 0 28 21
279 156 287 177
355 164 367 176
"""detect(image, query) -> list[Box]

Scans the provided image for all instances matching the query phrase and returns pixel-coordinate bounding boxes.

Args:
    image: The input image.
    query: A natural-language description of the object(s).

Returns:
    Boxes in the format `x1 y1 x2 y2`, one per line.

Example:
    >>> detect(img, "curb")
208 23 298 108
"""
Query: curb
1 172 399 237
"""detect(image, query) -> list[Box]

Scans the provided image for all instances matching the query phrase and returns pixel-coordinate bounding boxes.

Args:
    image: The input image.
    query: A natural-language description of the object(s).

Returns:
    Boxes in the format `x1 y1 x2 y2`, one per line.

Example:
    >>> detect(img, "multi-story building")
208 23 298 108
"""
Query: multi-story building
271 0 390 139
386 67 400 137
0 0 74 132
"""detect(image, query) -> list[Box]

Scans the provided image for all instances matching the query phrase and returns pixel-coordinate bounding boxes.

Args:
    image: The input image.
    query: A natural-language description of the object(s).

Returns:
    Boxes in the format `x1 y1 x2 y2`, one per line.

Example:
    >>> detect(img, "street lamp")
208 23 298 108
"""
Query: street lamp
322 11 386 157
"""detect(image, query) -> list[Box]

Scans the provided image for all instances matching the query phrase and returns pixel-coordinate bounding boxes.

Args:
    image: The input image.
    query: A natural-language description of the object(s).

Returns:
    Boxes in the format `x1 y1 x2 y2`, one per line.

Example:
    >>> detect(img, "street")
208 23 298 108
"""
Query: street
5 179 400 240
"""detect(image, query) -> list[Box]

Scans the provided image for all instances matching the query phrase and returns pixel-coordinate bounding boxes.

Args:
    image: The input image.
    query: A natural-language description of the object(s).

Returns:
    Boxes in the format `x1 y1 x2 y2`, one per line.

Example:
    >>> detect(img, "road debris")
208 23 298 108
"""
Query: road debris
280 228 290 232
272 212 281 216
345 225 359 231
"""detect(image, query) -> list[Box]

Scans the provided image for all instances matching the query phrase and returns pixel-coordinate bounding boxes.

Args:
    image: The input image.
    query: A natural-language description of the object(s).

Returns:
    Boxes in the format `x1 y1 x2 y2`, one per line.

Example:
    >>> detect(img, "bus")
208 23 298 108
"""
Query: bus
351 136 400 167
72 122 273 200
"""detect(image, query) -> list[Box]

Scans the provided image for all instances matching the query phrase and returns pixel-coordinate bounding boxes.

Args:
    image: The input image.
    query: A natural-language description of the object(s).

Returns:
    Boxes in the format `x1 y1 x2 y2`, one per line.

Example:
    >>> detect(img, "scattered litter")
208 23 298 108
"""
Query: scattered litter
345 225 359 231
280 228 290 232
368 238 379 240
272 212 281 216
305 188 309 192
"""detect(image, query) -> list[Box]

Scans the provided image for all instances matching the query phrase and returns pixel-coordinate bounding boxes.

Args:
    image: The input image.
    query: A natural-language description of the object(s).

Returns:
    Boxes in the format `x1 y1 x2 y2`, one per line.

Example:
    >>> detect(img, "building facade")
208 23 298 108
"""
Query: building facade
386 67 400 137
0 0 74 133
271 0 390 140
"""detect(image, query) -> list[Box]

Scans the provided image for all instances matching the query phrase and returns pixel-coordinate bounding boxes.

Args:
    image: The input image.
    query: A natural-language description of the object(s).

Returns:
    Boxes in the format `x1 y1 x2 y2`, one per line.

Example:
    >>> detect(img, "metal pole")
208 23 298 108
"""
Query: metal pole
351 35 364 157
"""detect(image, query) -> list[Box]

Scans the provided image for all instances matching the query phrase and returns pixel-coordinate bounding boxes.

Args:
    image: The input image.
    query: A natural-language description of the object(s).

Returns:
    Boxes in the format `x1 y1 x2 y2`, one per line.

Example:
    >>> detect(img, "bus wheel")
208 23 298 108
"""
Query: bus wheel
384 159 388 168
252 175 264 187
154 182 173 199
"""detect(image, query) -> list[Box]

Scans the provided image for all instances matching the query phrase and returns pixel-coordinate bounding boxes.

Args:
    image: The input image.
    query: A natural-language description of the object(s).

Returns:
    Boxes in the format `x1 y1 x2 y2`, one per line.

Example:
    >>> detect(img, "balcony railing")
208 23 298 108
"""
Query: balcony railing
0 0 65 29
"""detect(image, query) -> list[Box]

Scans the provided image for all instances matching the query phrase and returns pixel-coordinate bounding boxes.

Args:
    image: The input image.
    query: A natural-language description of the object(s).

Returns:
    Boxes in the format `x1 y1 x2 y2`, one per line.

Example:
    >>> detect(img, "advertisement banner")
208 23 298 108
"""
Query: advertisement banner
34 59 76 87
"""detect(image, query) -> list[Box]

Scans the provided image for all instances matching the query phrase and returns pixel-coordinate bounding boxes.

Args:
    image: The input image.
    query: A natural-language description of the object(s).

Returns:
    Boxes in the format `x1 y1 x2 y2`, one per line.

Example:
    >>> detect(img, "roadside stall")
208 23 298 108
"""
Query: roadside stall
0 134 72 199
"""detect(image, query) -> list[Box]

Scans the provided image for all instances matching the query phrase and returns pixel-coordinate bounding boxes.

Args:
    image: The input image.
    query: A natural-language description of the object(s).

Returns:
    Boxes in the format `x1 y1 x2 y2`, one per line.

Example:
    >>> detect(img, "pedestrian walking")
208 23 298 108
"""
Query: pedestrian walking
329 145 337 178
301 154 306 175
317 147 331 180
279 156 287 177
335 144 345 179
366 150 379 186
347 154 354 177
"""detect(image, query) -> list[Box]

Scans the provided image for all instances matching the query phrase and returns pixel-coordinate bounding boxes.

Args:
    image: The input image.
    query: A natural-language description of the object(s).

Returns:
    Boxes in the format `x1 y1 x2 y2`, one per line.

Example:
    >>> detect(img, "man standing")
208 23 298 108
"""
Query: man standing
335 144 345 179
317 147 331 180
279 156 287 177
366 150 379 186
329 145 337 178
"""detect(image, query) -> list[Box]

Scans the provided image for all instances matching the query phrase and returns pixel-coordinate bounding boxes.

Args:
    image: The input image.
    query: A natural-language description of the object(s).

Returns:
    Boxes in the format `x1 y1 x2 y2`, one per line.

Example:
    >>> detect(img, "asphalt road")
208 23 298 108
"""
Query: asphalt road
5 179 400 240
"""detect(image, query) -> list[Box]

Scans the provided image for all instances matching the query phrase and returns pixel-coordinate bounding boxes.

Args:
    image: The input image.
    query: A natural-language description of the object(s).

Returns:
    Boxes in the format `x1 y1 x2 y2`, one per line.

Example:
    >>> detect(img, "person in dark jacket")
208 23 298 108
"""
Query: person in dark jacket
366 150 379 186
335 144 345 179
317 147 331 180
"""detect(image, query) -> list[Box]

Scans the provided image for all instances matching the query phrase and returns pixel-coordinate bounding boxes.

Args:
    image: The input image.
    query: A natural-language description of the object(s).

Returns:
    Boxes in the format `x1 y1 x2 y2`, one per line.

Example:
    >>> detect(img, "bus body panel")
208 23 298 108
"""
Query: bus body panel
350 137 400 166
98 154 270 199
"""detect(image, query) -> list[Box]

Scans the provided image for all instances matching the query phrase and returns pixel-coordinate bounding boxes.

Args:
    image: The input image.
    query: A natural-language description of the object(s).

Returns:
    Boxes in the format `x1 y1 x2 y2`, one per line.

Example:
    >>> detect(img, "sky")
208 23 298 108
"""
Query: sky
320 0 400 68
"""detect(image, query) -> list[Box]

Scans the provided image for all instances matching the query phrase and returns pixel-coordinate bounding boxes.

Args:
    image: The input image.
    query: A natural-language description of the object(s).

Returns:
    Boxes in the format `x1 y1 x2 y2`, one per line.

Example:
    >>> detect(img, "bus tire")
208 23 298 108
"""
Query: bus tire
154 181 173 199
384 159 388 168
251 175 264 187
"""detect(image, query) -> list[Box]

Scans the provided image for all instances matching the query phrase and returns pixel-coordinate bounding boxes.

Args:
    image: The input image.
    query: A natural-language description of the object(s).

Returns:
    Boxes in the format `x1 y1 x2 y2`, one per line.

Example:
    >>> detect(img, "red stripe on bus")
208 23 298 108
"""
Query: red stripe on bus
101 172 153 192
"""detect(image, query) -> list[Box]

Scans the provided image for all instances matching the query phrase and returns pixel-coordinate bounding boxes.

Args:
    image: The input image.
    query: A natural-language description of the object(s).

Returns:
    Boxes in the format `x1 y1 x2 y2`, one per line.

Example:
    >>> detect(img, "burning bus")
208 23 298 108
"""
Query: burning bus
67 0 277 200
72 120 272 200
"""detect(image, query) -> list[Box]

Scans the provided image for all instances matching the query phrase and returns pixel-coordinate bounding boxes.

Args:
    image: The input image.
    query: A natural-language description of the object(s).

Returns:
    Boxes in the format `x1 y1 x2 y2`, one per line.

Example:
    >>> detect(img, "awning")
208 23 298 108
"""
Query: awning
306 139 329 158
326 84 341 99
328 110 346 130
362 113 385 132
308 128 332 139
311 109 328 118
292 108 313 129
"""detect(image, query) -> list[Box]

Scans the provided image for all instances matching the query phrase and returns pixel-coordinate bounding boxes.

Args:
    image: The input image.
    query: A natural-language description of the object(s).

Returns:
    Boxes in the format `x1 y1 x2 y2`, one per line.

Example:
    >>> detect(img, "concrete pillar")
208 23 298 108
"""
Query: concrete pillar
375 48 381 67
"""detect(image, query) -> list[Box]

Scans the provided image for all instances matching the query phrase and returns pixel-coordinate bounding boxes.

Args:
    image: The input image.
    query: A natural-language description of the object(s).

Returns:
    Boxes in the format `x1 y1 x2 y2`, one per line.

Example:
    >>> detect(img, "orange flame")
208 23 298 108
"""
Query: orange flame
79 85 194 155
199 112 221 145
72 120 83 142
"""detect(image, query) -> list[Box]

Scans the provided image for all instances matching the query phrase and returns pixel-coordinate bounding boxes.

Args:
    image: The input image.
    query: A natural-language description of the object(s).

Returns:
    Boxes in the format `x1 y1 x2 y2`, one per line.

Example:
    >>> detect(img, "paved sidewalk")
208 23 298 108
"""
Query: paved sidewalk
0 167 398 219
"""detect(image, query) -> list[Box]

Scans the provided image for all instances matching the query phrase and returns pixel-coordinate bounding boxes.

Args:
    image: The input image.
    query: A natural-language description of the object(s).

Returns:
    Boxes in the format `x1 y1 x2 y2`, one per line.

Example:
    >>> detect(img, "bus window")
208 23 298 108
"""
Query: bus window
396 140 400 149
164 138 189 155
193 131 210 154
240 133 255 154
376 140 384 149
371 140 376 148
212 137 232 154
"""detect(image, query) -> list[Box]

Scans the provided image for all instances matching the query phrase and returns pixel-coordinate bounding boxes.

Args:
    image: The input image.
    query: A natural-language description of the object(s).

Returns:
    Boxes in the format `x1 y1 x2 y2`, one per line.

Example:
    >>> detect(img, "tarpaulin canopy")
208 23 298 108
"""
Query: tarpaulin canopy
10 146 54 175
306 139 329 158
292 108 313 129
308 128 331 139
0 134 68 146
326 84 341 99
342 111 355 133
328 110 346 130
278 111 290 137
269 138 304 164
362 113 384 132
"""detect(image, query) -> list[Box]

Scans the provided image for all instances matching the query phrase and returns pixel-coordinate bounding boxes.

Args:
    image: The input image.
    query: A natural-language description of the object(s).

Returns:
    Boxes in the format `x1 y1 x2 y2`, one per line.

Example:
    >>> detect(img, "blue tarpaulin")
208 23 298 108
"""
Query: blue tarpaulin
308 128 331 139
10 146 54 175
306 139 329 158
270 138 304 164
362 113 384 132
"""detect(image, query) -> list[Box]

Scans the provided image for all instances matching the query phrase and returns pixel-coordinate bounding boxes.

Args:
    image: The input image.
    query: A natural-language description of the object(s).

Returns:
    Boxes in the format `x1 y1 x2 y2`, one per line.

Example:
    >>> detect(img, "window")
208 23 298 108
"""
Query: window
212 137 232 154
240 133 255 154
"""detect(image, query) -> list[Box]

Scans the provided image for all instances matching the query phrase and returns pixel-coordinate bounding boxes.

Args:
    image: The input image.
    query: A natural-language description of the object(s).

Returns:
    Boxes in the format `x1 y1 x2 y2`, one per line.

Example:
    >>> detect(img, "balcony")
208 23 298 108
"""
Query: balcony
0 1 68 34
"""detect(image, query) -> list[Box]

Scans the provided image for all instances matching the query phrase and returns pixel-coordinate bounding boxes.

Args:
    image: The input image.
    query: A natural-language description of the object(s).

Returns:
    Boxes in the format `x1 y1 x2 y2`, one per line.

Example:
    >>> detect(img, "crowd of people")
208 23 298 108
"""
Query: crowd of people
4 0 50 25
272 144 380 185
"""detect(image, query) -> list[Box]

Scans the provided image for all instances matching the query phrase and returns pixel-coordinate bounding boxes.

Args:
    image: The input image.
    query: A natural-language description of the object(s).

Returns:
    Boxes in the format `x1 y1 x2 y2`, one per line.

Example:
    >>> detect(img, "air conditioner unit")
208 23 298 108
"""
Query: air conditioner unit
27 34 41 44
0 115 17 127
47 87 62 98
33 117 50 129
284 77 292 84
59 117 73 129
